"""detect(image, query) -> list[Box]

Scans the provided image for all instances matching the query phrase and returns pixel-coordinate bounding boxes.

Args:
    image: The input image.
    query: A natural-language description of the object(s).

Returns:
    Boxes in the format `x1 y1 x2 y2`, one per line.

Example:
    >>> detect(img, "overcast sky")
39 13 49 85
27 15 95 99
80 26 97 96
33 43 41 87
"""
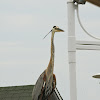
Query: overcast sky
0 0 100 100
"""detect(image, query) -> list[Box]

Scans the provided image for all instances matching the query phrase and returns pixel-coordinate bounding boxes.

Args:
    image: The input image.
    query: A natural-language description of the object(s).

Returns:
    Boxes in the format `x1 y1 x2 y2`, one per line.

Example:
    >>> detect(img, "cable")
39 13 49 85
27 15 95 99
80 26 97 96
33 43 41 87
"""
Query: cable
76 5 100 40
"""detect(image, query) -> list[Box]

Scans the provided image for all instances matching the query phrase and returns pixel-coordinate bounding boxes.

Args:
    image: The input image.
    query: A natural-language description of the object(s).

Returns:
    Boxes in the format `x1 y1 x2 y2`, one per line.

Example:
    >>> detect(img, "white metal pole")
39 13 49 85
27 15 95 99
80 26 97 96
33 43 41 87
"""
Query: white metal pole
67 1 77 100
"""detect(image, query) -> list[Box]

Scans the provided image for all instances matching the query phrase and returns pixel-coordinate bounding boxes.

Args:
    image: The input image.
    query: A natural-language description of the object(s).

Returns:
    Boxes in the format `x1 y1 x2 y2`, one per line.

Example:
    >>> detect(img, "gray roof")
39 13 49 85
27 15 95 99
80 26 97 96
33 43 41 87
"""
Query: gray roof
0 85 34 100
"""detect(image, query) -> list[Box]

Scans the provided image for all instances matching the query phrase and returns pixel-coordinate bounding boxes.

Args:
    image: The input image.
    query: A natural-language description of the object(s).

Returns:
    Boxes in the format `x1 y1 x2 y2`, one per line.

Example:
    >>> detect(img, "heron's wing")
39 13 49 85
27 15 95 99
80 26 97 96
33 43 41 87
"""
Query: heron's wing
32 70 63 100
32 70 45 100
32 70 55 100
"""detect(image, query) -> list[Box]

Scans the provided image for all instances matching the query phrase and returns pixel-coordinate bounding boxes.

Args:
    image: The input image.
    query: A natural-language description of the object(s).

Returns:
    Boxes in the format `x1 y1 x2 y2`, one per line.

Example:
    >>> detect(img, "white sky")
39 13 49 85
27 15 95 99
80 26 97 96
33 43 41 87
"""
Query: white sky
0 0 100 100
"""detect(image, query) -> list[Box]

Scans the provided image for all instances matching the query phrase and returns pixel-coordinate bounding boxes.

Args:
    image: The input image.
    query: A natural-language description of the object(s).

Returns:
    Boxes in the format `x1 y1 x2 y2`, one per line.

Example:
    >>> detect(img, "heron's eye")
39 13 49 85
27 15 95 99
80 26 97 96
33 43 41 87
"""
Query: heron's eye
53 26 56 28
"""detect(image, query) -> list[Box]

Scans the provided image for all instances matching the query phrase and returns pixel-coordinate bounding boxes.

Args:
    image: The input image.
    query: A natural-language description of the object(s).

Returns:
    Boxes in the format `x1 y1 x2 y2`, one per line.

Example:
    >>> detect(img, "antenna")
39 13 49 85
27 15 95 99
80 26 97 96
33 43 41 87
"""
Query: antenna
43 30 52 39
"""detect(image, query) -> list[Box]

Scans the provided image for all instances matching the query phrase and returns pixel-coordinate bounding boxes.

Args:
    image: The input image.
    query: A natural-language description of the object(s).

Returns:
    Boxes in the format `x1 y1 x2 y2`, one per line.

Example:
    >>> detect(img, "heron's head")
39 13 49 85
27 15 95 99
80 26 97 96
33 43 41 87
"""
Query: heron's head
43 26 64 39
52 26 64 32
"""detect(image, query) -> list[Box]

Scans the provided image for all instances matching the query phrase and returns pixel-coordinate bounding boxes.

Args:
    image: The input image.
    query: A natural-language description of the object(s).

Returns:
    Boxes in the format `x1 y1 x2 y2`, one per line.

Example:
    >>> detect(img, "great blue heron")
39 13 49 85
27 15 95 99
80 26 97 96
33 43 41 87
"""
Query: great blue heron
32 26 64 100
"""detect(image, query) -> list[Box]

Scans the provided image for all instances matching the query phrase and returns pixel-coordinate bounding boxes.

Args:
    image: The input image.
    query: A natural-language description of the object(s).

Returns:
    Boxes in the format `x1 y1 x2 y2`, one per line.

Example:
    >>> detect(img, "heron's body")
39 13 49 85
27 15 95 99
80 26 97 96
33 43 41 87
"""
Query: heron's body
32 26 64 100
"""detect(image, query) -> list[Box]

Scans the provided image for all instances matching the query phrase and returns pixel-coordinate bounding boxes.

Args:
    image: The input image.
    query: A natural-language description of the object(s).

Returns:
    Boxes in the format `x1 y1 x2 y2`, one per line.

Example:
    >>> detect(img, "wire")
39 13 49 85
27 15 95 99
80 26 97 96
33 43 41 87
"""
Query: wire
43 30 52 39
76 5 100 40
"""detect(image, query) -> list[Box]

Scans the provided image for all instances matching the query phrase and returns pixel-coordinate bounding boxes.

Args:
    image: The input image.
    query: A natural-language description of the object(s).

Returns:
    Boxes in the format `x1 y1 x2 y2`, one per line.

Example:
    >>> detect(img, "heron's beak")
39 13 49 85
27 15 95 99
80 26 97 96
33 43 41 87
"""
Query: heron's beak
56 28 64 32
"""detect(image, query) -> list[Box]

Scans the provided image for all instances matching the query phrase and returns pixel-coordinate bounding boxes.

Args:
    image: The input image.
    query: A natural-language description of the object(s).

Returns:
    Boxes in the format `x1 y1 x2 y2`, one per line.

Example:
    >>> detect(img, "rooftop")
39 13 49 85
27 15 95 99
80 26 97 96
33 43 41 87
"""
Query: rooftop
0 85 34 100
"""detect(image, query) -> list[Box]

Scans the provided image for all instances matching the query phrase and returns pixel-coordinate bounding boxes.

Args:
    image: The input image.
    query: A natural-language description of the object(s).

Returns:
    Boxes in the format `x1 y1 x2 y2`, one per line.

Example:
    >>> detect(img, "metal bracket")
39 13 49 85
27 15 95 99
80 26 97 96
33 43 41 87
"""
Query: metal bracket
73 0 86 4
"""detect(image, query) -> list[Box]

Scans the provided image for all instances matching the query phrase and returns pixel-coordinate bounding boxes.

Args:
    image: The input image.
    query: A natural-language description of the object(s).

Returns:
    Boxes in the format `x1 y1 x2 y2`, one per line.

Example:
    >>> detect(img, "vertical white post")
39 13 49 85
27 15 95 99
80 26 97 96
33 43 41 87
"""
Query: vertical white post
67 1 77 100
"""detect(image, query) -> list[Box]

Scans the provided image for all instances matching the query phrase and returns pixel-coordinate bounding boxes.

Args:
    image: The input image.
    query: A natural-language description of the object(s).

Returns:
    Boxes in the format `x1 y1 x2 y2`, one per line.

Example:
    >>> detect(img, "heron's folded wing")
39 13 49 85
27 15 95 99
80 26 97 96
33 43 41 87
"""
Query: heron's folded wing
32 71 45 100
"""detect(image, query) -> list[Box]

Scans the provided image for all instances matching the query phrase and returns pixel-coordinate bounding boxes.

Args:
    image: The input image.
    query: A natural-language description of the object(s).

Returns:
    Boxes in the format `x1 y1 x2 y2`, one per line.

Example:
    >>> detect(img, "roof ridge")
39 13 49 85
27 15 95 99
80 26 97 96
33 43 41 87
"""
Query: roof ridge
0 84 34 88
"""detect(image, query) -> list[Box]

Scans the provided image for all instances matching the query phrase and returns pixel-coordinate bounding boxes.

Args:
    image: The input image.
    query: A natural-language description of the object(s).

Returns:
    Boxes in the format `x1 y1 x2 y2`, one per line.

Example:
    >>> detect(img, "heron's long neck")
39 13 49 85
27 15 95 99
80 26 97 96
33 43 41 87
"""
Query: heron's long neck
46 31 55 80
51 32 55 66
